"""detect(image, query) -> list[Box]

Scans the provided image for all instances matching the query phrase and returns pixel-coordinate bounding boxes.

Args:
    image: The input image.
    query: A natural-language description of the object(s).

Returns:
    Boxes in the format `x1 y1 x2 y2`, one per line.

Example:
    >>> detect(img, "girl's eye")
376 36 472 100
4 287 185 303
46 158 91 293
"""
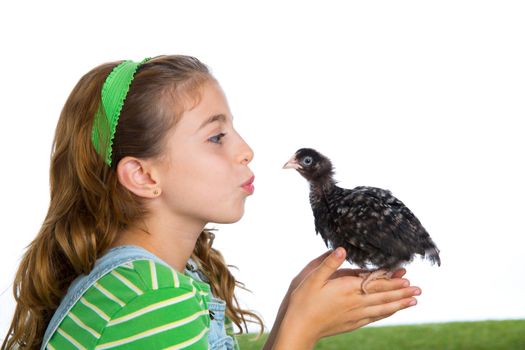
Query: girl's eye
208 133 226 144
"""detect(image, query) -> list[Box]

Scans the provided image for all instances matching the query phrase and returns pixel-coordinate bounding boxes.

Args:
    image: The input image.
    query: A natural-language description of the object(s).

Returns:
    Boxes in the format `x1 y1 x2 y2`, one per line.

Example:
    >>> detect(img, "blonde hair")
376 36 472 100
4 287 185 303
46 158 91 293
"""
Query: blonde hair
2 55 264 349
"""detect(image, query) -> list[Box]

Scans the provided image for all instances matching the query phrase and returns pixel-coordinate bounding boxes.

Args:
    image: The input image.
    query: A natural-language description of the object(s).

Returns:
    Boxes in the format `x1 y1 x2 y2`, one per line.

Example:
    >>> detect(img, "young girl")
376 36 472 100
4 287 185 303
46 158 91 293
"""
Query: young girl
2 55 421 350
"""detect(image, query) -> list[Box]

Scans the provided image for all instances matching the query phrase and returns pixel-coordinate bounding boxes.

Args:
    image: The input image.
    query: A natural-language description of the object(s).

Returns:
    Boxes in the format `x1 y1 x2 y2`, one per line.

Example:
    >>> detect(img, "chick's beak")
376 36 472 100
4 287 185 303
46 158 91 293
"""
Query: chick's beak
283 155 302 170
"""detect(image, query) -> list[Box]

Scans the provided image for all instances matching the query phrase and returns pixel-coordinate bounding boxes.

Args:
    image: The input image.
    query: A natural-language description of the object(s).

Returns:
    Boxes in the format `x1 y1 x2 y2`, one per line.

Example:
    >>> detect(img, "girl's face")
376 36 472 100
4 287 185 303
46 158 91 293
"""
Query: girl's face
154 80 254 225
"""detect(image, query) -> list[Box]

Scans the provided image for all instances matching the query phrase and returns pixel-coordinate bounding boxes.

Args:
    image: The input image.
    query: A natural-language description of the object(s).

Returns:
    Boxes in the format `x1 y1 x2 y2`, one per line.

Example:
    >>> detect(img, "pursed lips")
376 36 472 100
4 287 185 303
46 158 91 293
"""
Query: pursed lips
241 175 255 194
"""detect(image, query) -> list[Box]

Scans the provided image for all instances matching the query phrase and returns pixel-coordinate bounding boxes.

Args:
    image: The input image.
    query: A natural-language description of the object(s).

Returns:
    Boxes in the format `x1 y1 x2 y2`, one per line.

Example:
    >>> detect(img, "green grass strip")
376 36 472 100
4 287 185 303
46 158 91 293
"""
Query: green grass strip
237 320 525 350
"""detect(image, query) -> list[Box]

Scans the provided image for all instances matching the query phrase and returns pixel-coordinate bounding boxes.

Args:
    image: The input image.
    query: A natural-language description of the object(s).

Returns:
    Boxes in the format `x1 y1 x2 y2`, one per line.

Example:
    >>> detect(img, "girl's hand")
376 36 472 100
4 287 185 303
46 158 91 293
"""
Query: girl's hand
289 250 407 293
273 247 420 349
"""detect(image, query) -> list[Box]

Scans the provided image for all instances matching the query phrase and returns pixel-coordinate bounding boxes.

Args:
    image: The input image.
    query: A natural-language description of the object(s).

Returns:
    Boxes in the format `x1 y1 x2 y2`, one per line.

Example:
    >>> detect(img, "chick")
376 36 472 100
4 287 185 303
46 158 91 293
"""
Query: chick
284 148 440 293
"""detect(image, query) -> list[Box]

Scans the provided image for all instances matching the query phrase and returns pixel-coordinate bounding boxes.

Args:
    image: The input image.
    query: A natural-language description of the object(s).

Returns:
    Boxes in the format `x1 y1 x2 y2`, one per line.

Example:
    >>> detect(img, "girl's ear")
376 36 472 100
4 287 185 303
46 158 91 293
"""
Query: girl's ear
116 156 160 198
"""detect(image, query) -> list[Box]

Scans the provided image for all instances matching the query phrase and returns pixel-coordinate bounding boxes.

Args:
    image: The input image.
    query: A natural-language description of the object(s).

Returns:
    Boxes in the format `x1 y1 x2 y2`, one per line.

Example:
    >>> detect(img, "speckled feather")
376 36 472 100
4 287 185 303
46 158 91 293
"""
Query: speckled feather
285 148 440 272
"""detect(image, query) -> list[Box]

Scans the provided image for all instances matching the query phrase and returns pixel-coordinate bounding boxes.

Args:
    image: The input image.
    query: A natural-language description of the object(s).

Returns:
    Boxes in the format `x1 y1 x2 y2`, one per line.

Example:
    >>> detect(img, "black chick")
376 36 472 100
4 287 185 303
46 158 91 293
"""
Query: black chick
284 148 440 293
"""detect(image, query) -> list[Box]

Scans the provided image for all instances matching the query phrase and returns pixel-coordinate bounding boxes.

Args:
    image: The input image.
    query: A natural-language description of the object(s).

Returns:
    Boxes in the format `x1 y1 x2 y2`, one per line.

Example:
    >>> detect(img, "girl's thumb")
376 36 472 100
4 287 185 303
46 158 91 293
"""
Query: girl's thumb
310 247 346 285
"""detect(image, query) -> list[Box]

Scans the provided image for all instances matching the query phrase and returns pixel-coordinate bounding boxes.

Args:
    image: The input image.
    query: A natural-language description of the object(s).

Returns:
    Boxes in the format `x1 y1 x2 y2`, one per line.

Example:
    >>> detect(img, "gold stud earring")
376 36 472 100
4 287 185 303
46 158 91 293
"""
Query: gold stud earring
153 188 160 196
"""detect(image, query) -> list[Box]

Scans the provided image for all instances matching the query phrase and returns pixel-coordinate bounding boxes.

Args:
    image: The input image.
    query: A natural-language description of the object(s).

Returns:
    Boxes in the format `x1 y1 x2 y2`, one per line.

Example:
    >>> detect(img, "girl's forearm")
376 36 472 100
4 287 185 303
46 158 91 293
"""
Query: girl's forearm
270 312 317 350
261 288 319 350
261 291 291 350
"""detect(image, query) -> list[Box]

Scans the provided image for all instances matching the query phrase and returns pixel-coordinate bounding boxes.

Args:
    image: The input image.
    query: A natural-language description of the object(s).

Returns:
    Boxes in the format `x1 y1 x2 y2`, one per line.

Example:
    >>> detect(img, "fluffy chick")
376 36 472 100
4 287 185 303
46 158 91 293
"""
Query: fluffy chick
284 148 440 293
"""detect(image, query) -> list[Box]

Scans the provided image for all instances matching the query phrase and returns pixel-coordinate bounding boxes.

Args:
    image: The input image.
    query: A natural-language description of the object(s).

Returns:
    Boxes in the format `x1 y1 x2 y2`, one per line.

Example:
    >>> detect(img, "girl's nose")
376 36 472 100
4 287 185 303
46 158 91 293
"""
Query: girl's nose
238 139 254 165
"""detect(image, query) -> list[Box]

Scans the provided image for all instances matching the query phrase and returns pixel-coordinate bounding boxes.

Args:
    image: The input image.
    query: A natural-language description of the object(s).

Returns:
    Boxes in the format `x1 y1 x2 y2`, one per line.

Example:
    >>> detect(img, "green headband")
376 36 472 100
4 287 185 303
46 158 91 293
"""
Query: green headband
91 58 150 166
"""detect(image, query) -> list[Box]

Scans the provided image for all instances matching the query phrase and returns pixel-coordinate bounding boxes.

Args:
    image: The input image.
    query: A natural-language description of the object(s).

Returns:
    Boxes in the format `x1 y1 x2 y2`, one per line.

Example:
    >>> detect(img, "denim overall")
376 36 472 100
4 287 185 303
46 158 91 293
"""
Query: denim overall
41 245 236 349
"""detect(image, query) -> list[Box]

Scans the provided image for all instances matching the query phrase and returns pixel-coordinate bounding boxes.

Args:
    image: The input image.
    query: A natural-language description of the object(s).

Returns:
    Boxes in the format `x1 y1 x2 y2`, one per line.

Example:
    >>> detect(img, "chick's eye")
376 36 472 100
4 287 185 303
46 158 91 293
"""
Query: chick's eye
302 156 313 166
208 133 226 144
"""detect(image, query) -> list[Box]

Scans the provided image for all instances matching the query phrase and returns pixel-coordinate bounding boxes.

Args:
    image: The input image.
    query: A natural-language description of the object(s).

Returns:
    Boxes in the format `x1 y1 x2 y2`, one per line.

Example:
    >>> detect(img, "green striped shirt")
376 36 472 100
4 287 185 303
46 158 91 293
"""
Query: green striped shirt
47 259 240 349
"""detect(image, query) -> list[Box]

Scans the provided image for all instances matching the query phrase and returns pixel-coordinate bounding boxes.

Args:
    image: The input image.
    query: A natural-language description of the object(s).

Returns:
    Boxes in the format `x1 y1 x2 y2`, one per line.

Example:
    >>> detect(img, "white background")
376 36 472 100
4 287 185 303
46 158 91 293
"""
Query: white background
1 0 524 338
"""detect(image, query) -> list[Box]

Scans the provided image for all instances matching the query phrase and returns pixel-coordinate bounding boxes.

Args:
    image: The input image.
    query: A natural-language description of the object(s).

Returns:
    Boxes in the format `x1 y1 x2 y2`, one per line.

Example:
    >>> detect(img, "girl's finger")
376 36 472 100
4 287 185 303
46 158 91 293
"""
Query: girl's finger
308 250 334 267
293 250 334 285
365 286 421 307
359 311 397 327
364 277 411 294
351 313 391 330
363 296 418 319
307 247 347 287
329 268 367 279
391 268 407 278
353 316 376 330
327 275 363 292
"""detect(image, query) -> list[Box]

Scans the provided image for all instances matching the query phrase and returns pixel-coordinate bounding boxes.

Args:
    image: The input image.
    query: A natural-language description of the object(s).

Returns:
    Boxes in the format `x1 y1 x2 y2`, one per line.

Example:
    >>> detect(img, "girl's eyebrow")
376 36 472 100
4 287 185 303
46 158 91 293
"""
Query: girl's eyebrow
198 113 231 130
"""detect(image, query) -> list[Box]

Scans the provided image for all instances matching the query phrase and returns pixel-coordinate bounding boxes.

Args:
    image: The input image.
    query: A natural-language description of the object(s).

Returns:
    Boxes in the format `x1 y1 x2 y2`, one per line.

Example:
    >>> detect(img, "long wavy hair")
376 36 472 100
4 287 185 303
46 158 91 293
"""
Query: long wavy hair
2 55 264 349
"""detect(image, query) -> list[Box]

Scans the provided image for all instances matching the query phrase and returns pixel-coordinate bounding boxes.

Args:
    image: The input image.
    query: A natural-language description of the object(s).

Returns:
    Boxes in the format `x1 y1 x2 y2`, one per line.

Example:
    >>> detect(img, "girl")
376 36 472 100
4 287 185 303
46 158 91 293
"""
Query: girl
2 55 421 350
